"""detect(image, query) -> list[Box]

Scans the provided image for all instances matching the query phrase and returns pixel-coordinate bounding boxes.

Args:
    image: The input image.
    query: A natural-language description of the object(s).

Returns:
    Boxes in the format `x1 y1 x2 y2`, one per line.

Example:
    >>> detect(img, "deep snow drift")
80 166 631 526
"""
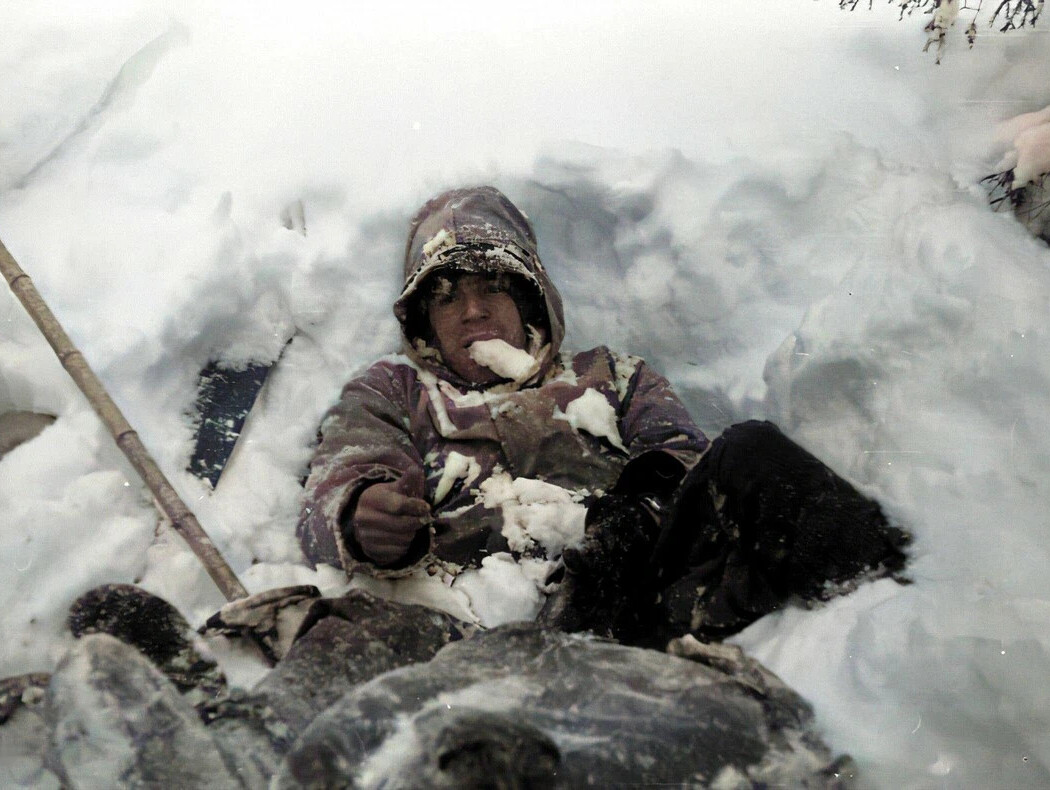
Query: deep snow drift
2 2 1049 787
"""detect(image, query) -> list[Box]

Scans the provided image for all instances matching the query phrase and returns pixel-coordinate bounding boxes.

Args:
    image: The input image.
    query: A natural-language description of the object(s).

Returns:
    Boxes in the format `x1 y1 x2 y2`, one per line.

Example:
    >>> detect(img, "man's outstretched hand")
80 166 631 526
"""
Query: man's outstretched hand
351 473 431 566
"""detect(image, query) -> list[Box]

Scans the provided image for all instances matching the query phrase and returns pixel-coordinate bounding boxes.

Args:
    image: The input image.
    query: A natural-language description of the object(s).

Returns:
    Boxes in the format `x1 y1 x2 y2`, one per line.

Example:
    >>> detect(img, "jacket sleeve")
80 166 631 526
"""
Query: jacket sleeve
296 361 427 573
613 356 710 500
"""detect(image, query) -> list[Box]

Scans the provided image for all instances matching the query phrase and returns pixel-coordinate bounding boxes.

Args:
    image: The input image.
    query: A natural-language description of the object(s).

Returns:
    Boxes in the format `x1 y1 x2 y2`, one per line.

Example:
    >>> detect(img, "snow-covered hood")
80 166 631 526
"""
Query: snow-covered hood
393 186 566 387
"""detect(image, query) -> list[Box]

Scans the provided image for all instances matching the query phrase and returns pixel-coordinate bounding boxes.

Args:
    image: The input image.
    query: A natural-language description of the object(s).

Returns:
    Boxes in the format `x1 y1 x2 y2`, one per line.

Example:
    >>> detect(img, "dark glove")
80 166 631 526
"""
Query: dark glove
610 450 688 502
563 450 687 582
562 494 658 578
541 494 659 639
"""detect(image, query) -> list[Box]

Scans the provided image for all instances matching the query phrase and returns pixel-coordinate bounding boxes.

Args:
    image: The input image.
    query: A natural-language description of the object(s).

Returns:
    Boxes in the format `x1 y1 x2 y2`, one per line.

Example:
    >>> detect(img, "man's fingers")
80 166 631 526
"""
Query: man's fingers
365 486 430 519
357 519 420 548
356 511 427 538
354 513 427 564
397 496 432 518
378 488 430 517
352 479 431 565
359 537 412 566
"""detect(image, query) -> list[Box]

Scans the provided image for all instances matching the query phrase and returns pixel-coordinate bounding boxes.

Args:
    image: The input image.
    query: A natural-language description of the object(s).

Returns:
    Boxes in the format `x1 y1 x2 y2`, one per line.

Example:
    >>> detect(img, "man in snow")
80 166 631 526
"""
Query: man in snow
297 185 909 643
17 187 904 787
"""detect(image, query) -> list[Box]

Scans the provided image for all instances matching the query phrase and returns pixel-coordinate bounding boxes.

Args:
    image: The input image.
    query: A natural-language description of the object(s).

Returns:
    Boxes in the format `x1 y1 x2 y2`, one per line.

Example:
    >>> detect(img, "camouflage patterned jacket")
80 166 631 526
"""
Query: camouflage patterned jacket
296 187 708 577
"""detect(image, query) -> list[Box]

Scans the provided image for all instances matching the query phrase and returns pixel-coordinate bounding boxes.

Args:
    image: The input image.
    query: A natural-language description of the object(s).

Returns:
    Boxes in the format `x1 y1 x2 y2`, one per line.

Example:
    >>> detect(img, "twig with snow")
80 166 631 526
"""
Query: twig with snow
839 0 1043 60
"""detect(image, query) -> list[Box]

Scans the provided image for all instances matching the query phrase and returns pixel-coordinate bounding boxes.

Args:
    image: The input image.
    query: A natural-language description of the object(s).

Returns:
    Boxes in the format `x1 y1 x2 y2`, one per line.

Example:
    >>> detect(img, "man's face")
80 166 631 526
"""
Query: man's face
427 273 528 384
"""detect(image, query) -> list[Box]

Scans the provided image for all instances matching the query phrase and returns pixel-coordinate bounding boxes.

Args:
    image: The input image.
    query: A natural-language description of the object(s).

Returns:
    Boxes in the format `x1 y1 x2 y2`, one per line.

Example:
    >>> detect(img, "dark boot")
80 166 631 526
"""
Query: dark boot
653 421 911 642
539 494 659 639
67 584 227 705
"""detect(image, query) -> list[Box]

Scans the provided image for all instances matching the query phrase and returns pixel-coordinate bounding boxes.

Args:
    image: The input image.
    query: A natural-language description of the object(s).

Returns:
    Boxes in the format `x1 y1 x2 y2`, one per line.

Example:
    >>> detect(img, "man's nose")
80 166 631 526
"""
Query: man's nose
461 292 490 321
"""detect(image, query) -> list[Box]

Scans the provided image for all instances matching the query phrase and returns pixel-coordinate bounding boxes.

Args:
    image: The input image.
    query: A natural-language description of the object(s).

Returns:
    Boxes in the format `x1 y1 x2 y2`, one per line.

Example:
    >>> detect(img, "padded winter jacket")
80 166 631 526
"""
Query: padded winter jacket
296 187 708 577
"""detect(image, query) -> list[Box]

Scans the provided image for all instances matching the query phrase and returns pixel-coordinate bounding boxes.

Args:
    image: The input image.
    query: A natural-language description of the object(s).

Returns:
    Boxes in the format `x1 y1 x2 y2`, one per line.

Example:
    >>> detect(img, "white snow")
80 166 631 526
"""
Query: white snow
467 338 540 383
351 568 479 627
450 553 550 627
553 388 628 452
431 450 481 505
2 2 1050 787
399 473 589 628
350 551 556 629
478 472 587 557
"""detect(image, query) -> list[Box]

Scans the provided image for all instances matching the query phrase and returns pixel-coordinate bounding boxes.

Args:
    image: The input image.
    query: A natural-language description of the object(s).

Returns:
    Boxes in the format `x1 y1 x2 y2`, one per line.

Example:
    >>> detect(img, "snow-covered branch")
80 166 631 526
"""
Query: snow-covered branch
840 0 1043 62
922 0 960 63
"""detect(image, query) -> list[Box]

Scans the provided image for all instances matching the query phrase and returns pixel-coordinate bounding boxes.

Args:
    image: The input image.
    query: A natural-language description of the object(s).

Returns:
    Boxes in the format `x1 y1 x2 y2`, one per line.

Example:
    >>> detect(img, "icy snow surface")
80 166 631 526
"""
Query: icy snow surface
2 2 1050 786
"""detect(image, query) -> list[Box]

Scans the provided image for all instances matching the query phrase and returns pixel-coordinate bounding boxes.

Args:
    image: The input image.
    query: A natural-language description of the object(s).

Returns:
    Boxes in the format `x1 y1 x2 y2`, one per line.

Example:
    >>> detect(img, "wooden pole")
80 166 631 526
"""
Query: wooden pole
0 236 248 602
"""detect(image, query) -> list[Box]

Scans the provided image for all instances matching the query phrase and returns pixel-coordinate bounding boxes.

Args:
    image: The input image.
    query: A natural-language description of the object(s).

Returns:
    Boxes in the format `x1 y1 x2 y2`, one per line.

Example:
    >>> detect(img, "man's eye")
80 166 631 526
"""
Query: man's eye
427 278 457 306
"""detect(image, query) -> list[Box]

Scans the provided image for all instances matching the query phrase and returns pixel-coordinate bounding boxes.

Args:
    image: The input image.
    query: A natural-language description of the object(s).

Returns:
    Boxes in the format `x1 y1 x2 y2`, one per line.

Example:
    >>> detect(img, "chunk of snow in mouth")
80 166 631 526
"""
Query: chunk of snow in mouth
553 388 627 452
478 472 587 557
468 339 540 383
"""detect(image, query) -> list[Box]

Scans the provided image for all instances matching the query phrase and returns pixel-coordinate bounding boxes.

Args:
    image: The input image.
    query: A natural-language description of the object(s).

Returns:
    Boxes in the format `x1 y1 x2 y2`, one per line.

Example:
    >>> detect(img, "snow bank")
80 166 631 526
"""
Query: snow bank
3 2 1050 787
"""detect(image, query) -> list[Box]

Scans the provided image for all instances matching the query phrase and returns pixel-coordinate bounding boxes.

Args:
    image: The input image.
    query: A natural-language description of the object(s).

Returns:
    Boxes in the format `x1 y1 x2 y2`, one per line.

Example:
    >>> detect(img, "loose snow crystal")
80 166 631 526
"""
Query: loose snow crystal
451 553 549 626
478 472 587 557
432 450 482 504
468 339 540 383
553 388 627 452
421 228 454 258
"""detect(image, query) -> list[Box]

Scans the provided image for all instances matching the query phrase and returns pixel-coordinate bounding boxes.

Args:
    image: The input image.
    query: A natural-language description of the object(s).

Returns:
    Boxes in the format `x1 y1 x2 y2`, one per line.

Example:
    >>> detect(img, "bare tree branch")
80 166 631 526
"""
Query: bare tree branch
840 0 1042 59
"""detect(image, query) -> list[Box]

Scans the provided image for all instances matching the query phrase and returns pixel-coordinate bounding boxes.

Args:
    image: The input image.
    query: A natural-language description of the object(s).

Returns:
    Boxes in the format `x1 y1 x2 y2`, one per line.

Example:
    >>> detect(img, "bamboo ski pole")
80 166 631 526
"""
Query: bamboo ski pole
0 236 248 603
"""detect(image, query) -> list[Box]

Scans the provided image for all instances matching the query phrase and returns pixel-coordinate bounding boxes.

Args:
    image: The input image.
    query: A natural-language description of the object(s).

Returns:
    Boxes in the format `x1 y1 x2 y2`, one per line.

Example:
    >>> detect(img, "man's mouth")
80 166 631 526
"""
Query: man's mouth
462 331 500 348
